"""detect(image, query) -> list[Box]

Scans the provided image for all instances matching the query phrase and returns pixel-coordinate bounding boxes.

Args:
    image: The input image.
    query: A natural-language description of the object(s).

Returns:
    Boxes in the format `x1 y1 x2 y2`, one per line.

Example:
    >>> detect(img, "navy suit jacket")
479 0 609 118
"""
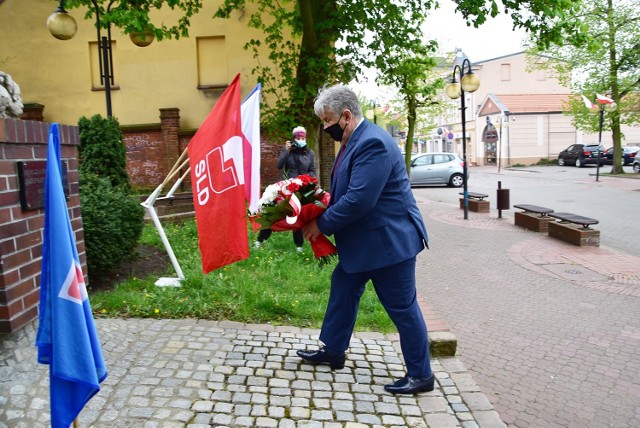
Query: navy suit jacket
317 120 428 273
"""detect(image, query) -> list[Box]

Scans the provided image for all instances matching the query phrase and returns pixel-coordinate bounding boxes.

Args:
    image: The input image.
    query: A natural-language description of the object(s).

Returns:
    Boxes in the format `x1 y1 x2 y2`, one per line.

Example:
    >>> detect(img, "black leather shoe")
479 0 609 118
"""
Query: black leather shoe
296 347 346 370
384 374 435 394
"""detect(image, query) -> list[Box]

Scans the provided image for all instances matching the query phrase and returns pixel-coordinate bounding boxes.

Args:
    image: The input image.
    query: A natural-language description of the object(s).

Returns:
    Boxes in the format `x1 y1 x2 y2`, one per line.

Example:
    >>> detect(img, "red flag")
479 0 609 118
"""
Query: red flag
188 74 249 273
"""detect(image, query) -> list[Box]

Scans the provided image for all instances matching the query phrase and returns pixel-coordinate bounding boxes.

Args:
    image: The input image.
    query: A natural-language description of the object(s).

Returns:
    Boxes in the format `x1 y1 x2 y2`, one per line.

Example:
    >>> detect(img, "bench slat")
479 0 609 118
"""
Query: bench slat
459 192 489 200
513 204 554 216
549 212 598 229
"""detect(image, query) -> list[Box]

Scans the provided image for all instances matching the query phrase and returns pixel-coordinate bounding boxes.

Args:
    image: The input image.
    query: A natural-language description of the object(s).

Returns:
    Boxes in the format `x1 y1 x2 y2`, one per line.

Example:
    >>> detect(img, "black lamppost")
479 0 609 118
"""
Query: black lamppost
370 99 379 124
445 58 480 220
47 0 154 118
593 98 616 182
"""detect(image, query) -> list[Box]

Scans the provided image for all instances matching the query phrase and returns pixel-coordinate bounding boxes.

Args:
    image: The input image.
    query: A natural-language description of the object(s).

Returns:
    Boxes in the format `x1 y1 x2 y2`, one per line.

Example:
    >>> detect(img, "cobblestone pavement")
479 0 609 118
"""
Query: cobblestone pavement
414 186 640 428
1 317 505 428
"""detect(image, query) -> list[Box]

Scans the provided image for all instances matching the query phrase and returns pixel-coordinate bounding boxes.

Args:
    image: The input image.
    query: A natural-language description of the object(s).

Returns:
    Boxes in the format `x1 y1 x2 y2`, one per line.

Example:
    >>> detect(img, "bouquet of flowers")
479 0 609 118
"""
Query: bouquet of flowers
252 174 336 259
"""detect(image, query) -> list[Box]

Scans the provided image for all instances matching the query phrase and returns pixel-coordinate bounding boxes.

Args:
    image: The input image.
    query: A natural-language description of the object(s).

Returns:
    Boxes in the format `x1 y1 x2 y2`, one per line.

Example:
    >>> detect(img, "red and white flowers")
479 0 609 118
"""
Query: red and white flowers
252 174 336 259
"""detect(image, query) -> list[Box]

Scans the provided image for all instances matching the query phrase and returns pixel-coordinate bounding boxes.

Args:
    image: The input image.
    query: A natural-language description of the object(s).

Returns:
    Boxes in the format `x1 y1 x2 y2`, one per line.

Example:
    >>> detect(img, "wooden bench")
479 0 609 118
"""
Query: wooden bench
459 191 489 213
547 212 600 246
513 204 555 232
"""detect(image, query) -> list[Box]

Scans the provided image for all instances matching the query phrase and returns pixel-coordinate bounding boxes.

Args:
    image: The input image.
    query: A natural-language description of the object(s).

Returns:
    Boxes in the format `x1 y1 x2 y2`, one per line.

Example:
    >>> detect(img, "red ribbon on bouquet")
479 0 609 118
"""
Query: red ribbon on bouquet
268 192 336 259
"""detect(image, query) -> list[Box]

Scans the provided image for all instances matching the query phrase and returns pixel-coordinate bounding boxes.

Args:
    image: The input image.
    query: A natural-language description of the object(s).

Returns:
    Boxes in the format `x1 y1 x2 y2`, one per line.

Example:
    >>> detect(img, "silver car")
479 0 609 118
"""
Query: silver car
409 152 467 187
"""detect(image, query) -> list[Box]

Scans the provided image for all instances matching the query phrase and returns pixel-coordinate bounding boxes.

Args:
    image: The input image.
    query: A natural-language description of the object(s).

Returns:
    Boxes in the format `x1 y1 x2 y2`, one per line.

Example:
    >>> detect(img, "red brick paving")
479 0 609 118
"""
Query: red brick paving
416 201 640 428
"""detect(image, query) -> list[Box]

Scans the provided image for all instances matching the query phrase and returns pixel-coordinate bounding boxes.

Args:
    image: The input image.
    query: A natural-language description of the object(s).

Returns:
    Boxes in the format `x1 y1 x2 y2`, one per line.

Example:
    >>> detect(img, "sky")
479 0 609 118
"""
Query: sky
351 0 529 99
422 0 529 63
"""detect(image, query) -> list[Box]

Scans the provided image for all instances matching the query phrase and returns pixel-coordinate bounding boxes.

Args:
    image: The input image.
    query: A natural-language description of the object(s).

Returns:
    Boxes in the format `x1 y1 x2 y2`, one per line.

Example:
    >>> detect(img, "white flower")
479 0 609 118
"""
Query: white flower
256 183 280 209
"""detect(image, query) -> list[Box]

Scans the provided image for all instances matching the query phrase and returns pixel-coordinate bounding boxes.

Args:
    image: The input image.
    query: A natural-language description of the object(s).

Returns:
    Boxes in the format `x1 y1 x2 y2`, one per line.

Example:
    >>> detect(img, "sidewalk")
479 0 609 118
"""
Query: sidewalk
414 187 640 427
0 314 505 428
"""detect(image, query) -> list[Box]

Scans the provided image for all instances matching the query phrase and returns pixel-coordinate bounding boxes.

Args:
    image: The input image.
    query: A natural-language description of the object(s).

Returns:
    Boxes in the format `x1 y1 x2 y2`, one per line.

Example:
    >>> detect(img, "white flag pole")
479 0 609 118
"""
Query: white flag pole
140 149 191 287
162 165 190 199
142 196 185 287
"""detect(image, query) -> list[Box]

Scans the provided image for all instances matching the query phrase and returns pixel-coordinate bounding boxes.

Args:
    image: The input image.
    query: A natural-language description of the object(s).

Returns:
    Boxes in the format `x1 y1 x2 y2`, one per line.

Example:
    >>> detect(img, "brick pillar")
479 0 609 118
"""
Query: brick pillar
159 108 180 178
0 118 84 334
316 123 337 191
20 103 45 122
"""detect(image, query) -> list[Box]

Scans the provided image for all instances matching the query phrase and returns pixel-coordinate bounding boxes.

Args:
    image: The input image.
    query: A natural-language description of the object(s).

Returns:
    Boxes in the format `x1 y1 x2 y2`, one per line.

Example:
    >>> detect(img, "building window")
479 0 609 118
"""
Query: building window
197 36 228 89
89 40 118 90
501 64 510 81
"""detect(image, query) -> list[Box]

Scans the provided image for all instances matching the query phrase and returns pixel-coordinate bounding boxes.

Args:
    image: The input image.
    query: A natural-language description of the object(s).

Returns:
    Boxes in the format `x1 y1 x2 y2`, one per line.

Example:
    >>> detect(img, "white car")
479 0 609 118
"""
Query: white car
409 153 467 187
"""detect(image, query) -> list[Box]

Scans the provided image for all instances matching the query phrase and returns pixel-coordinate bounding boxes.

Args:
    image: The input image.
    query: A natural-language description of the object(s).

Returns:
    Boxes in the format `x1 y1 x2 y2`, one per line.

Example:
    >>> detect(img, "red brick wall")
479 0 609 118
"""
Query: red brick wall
123 109 285 193
261 140 283 186
316 127 336 191
0 118 84 334
122 126 166 189
122 109 190 191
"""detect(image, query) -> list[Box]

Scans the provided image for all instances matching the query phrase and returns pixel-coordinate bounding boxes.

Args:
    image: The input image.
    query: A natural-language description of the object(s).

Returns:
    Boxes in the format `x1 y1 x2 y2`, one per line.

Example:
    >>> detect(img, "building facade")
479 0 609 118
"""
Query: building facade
0 0 273 129
430 50 640 166
0 0 291 189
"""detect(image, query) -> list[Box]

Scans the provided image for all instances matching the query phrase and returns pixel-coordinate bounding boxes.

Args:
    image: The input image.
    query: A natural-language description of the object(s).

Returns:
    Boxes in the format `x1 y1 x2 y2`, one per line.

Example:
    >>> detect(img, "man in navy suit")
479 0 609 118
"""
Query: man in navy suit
299 85 434 395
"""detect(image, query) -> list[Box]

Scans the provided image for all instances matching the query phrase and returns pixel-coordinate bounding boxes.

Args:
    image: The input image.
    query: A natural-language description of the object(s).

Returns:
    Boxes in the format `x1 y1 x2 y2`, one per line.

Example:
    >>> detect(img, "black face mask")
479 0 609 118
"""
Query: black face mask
324 113 345 142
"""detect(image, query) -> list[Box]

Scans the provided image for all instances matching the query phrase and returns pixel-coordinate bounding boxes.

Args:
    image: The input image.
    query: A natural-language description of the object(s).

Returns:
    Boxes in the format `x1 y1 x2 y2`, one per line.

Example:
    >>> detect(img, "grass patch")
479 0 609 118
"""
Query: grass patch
89 219 397 333
534 158 557 166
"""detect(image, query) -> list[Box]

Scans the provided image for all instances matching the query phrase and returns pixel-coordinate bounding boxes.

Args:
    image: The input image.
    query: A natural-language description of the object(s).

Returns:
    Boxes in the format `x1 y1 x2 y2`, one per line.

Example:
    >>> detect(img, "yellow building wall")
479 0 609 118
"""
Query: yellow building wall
0 0 280 129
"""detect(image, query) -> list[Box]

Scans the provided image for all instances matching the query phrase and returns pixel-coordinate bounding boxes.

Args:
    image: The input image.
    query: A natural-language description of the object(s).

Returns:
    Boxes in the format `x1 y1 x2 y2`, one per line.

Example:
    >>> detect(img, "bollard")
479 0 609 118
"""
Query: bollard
497 181 510 218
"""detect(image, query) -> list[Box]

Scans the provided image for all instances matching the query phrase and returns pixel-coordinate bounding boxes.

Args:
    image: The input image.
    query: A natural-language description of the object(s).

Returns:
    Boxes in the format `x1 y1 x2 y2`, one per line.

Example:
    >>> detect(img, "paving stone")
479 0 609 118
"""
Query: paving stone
0 320 496 428
375 402 401 415
461 392 494 411
381 414 407 425
356 413 381 425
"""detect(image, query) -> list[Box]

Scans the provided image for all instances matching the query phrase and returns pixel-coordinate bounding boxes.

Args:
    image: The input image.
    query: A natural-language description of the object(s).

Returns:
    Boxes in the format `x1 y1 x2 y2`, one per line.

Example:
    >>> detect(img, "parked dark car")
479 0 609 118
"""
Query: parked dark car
557 144 605 167
603 146 639 165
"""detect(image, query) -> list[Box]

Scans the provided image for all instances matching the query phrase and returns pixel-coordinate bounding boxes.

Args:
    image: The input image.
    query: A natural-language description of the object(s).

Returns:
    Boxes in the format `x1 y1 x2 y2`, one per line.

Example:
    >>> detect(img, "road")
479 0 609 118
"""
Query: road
416 164 640 254
412 165 640 428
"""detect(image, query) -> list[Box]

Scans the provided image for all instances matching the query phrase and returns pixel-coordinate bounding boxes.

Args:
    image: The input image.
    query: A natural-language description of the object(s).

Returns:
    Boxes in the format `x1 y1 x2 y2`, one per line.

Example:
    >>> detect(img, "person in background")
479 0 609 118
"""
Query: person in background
255 125 316 252
298 85 433 395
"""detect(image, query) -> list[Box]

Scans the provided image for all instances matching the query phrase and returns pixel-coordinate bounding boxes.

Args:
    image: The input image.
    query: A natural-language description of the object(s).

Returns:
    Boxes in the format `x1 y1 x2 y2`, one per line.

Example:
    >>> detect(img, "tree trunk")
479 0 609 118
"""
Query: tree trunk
606 0 624 175
405 95 417 174
296 0 339 187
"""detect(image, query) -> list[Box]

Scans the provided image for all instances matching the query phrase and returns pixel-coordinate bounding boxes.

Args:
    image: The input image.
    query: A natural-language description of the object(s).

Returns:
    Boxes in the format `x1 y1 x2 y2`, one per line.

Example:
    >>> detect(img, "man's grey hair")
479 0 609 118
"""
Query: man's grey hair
314 85 362 120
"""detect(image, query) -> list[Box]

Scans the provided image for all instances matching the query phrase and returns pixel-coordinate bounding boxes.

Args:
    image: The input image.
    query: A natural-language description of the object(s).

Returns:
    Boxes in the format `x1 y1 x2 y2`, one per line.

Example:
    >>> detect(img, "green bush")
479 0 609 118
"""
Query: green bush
79 172 144 275
78 115 130 191
535 157 557 166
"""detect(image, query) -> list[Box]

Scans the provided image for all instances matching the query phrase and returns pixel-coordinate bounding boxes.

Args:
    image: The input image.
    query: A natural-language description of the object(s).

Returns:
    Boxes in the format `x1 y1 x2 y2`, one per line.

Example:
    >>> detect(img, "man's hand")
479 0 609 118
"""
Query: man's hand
302 219 321 242
285 141 293 151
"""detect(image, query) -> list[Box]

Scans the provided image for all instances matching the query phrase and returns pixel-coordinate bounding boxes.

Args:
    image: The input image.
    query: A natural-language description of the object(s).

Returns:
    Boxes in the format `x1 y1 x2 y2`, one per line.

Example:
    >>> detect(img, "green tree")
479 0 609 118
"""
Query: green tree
527 0 640 174
62 0 202 41
62 0 580 183
450 0 588 49
375 39 448 173
214 0 438 140
62 0 582 133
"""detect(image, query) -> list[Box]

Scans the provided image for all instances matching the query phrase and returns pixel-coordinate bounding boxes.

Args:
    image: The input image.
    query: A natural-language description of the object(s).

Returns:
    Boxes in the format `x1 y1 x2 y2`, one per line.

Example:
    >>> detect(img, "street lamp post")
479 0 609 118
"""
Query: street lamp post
445 58 480 220
47 0 154 118
596 105 605 182
370 99 379 124
595 103 616 181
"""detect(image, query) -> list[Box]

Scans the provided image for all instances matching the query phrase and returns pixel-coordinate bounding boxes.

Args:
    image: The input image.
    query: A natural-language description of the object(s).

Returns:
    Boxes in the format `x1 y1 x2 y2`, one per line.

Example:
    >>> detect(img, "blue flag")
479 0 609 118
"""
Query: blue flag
35 123 107 428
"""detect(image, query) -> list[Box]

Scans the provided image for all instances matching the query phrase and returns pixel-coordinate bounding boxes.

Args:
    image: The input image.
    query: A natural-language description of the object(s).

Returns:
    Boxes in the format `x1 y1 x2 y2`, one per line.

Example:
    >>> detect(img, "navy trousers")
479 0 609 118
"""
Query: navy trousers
318 256 432 378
